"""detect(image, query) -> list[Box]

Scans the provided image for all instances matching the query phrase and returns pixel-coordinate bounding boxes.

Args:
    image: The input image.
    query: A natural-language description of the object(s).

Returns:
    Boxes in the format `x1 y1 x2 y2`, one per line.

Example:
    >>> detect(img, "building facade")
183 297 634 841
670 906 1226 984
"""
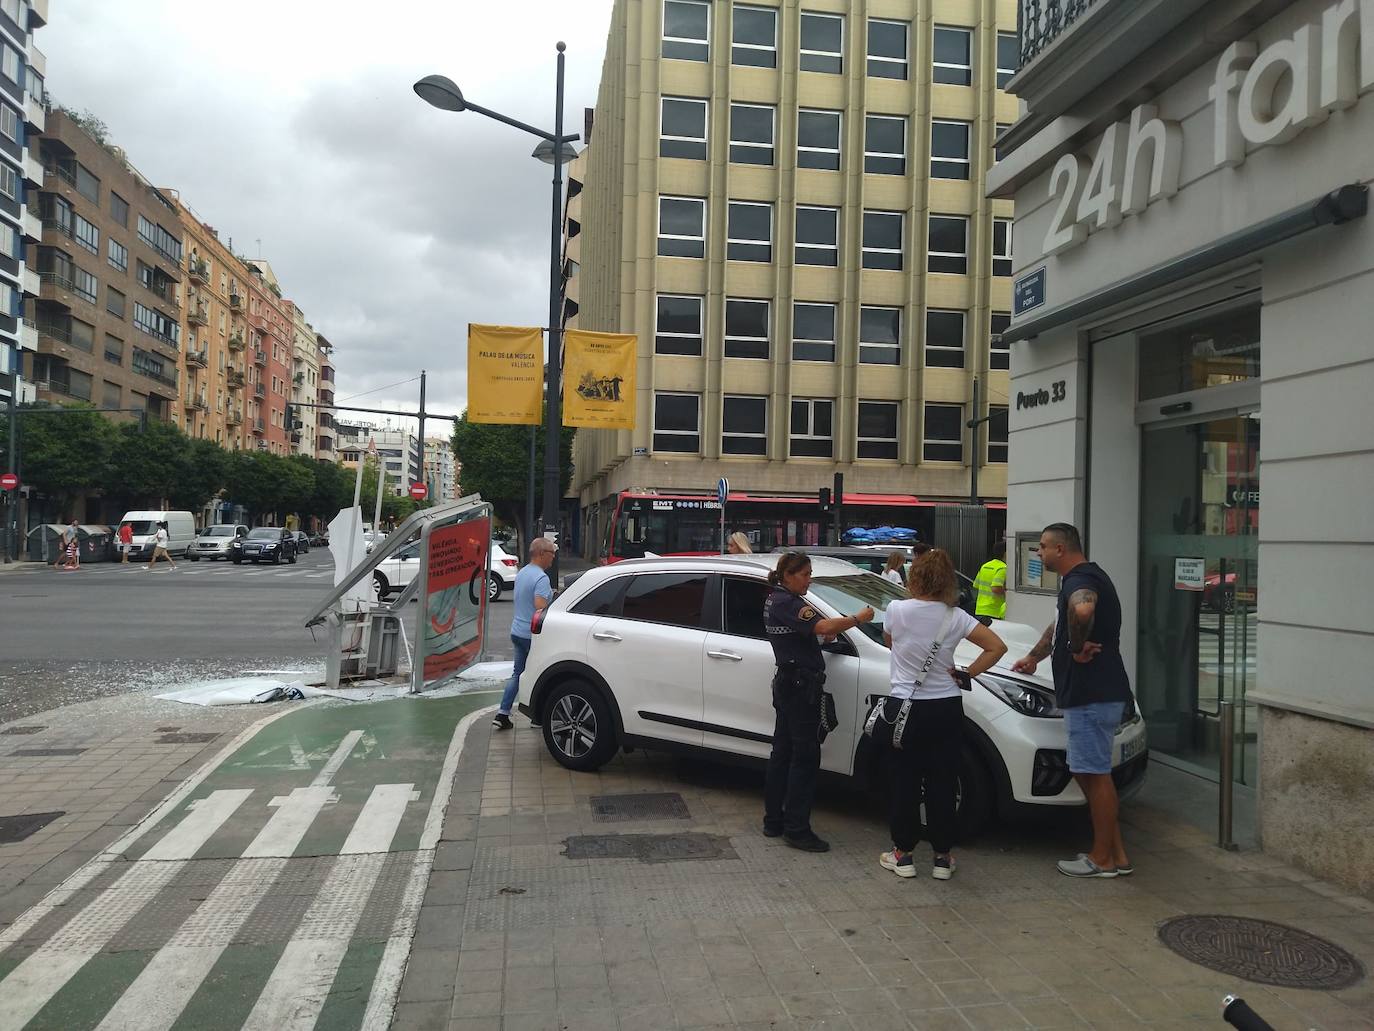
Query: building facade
30 108 182 424
990 0 1374 890
316 332 336 461
284 298 319 458
241 258 290 454
337 422 419 497
572 0 1019 553
423 436 457 500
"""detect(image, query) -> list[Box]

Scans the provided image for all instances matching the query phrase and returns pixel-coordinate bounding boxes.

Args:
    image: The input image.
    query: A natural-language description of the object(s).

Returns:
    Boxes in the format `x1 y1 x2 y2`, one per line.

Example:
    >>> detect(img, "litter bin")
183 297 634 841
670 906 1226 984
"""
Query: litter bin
77 524 114 563
26 524 68 563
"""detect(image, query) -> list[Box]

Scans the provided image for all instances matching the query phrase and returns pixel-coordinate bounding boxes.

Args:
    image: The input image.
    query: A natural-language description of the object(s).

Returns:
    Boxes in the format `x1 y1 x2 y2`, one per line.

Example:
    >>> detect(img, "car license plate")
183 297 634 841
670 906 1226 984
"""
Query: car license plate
1119 736 1145 764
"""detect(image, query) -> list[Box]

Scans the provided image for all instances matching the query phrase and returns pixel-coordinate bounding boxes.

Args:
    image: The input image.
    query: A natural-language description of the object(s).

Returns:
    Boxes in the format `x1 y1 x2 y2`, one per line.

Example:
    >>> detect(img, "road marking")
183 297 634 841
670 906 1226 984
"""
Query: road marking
341 783 414 855
243 786 336 858
311 729 363 787
0 790 251 1031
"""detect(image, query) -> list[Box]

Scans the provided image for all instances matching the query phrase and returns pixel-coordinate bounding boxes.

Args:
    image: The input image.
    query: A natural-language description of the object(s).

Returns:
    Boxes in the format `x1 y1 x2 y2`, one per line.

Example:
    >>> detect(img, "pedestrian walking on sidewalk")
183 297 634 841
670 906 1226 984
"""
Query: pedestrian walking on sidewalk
872 549 1005 881
145 521 176 570
493 536 556 730
1012 523 1135 878
118 521 133 564
762 552 874 853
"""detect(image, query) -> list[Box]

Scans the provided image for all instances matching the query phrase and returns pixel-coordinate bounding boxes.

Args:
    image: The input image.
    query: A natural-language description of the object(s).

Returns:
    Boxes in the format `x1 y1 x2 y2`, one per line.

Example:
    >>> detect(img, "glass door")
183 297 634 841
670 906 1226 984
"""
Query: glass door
1137 413 1260 784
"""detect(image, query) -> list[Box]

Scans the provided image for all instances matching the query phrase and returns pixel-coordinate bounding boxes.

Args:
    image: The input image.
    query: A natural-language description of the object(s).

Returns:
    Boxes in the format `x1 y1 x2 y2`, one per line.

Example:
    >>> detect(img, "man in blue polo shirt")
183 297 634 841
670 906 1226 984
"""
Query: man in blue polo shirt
493 536 557 730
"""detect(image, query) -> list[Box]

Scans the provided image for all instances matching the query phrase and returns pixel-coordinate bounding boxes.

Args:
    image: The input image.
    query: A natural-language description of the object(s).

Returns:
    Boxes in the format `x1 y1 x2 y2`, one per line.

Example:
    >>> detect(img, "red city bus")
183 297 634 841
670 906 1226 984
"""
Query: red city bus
599 490 960 563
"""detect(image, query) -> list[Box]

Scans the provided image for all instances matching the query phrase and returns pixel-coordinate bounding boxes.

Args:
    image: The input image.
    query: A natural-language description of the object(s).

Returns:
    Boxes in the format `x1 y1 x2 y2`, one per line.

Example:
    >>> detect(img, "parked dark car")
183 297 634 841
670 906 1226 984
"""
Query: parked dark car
293 530 310 555
230 527 298 565
309 531 330 547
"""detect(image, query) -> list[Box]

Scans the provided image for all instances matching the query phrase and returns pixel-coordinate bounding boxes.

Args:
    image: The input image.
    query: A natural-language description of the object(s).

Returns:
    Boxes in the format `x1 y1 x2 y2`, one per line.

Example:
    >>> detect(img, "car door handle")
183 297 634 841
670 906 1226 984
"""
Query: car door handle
592 630 622 642
707 649 743 661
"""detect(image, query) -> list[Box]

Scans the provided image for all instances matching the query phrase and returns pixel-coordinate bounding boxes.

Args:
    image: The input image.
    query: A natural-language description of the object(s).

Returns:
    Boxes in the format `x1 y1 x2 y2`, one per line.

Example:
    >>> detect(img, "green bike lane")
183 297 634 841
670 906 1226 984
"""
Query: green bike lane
0 691 496 1031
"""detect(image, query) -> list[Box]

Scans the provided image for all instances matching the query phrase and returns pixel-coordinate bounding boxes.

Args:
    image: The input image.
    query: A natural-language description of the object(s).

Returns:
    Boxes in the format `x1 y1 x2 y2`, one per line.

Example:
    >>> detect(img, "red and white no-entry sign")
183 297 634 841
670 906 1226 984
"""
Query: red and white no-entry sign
409 481 428 500
0 473 18 490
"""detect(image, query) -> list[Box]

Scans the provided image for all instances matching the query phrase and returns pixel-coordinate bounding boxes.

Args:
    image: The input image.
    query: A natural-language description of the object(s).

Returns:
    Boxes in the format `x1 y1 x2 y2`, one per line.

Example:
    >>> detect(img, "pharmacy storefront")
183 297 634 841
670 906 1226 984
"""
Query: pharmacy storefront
991 0 1374 890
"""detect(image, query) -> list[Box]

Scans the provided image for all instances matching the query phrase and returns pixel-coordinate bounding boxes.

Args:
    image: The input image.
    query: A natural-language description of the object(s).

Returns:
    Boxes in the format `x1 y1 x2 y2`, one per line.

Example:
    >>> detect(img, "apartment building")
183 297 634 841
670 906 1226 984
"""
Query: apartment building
316 332 336 461
0 0 45 421
284 298 319 457
240 258 290 454
337 422 419 497
29 108 183 422
572 0 1019 546
423 436 458 501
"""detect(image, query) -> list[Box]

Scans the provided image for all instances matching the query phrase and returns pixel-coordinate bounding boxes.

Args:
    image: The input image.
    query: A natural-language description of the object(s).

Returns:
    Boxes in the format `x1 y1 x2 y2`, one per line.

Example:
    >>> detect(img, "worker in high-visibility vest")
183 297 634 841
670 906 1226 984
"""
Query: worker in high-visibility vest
973 540 1008 625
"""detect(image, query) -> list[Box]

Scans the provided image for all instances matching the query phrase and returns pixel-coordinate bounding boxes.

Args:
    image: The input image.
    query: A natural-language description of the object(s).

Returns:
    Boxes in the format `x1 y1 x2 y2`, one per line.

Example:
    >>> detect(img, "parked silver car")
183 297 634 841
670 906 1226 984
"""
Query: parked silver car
187 524 249 562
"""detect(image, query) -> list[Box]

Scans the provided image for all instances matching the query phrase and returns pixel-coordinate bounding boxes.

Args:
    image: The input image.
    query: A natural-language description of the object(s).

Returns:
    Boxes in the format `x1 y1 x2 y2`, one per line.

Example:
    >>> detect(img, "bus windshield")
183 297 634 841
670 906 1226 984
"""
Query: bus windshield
619 509 719 558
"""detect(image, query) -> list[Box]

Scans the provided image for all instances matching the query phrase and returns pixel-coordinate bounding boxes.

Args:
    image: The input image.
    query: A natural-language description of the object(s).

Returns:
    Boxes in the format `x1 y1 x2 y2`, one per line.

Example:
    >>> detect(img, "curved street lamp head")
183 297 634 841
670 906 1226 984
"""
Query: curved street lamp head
413 75 466 112
531 139 579 166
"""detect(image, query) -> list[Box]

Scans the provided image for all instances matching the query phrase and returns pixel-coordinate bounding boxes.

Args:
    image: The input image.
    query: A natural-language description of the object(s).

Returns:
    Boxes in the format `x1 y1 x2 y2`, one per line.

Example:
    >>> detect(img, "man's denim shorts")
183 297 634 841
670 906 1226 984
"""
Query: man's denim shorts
1064 701 1126 775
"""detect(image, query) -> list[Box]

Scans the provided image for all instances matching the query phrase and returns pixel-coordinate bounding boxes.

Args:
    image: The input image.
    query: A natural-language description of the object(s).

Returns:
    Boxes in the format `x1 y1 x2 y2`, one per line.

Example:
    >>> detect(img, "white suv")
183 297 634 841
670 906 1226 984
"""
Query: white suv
517 554 1148 836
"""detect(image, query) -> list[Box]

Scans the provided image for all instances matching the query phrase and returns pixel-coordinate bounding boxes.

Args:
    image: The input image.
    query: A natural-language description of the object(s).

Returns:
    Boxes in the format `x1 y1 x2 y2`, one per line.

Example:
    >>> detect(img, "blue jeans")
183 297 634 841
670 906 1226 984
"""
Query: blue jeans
500 634 532 716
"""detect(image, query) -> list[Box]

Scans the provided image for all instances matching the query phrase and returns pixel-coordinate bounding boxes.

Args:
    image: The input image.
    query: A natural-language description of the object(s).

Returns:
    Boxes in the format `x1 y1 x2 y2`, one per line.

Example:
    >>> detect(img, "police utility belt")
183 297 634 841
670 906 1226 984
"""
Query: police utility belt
774 662 839 743
863 608 957 750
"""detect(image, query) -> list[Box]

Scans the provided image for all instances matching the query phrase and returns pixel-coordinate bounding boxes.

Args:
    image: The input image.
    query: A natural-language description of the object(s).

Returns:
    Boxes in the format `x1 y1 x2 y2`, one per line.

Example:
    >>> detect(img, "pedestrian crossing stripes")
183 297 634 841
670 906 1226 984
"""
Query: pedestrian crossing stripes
0 702 495 1031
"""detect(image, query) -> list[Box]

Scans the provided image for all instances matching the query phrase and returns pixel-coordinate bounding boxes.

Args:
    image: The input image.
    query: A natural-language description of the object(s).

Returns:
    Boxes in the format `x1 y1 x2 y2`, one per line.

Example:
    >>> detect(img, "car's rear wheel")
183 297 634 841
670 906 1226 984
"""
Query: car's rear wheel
373 571 388 599
541 680 617 772
487 573 502 602
288 552 297 564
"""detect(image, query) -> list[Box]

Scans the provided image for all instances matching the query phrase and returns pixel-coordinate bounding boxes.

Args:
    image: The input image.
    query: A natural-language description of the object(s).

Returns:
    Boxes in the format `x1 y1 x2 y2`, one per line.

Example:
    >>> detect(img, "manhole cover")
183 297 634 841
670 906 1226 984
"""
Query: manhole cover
0 726 46 735
11 748 86 757
563 833 736 864
0 811 64 843
156 733 220 745
1158 915 1365 990
589 792 690 822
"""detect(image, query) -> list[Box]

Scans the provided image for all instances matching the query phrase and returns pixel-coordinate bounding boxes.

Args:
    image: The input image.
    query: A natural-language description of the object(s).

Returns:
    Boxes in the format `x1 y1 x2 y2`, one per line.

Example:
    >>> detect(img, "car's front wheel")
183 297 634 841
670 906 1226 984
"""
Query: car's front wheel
917 744 995 840
541 680 617 772
187 551 199 562
372 571 388 600
487 573 502 602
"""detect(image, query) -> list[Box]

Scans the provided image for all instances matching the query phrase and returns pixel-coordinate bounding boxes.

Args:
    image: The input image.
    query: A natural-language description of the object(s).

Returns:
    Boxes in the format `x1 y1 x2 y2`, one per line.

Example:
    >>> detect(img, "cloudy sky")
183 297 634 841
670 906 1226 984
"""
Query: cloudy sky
43 0 612 436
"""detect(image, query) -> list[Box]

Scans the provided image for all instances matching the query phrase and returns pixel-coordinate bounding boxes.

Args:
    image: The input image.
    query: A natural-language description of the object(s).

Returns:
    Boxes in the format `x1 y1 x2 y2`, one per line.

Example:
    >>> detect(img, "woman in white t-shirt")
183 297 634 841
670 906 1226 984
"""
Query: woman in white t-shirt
874 549 1005 881
880 551 906 585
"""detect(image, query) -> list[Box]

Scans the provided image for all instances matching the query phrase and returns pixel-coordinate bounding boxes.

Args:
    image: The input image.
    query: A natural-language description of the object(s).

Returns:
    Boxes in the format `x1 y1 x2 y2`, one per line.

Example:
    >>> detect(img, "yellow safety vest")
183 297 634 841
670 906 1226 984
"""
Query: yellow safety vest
974 558 1007 619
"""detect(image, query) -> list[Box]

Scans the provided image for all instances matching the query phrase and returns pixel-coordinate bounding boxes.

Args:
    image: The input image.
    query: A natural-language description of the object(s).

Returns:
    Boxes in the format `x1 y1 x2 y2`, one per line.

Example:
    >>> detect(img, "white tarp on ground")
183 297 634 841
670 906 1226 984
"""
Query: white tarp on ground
154 677 409 706
458 661 513 683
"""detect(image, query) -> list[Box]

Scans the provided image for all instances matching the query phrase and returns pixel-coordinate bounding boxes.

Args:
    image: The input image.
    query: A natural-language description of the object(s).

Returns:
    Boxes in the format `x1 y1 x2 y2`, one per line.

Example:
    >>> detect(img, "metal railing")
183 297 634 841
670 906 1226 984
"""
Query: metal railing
1020 0 1099 66
41 217 72 238
186 349 208 367
255 382 266 397
188 260 209 281
228 334 246 351
253 350 267 367
253 418 265 433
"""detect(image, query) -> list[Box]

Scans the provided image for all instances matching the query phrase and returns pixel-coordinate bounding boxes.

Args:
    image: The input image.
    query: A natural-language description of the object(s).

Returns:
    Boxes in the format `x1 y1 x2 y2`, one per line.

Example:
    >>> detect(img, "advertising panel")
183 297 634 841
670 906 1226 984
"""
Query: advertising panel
562 329 637 429
422 515 490 684
467 324 543 424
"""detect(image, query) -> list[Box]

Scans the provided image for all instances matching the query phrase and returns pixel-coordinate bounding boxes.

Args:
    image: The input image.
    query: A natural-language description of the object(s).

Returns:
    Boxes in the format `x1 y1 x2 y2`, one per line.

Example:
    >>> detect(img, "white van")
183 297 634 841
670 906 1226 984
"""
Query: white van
118 510 197 559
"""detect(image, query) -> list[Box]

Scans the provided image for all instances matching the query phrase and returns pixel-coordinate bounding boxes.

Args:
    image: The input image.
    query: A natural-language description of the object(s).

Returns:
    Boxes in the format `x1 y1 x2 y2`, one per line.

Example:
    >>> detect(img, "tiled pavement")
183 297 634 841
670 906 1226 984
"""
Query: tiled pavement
400 722 1374 1031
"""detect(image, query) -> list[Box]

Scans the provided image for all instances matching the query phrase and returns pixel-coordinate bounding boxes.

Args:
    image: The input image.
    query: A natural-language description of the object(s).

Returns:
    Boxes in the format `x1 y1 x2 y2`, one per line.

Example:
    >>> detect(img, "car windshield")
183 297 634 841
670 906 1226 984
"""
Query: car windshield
246 528 280 541
809 574 908 645
203 526 236 537
126 521 157 535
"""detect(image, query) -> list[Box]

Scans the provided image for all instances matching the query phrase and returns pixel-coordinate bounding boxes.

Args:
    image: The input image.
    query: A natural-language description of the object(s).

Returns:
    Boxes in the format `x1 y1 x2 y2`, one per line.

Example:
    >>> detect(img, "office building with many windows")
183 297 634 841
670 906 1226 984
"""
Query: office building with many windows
570 0 1018 552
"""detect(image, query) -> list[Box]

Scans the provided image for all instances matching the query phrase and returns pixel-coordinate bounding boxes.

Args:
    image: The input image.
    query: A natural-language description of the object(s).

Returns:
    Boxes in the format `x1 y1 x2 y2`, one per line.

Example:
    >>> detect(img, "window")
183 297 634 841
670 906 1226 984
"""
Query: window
797 109 841 170
792 302 835 362
726 201 771 262
987 406 1008 463
653 391 700 452
658 196 705 258
990 312 1010 370
110 193 129 228
729 103 774 165
923 404 964 463
75 164 100 204
102 380 122 410
0 219 14 258
799 12 842 74
860 306 901 365
931 120 971 179
864 115 905 175
104 333 124 364
862 210 903 270
0 164 15 200
724 577 770 638
0 280 11 316
790 398 833 457
74 215 99 255
656 294 703 356
660 97 707 160
662 0 709 62
0 45 16 83
925 309 966 368
933 26 973 85
1 1 23 27
997 32 1019 88
106 286 125 319
0 104 16 141
621 572 710 629
73 267 97 304
733 5 776 68
867 19 908 79
858 401 899 460
724 298 769 359
570 577 627 617
137 215 183 265
927 214 968 274
723 395 767 455
993 217 1013 277
795 206 838 266
134 302 180 349
994 122 1012 163
70 318 94 353
108 238 127 272
132 346 177 387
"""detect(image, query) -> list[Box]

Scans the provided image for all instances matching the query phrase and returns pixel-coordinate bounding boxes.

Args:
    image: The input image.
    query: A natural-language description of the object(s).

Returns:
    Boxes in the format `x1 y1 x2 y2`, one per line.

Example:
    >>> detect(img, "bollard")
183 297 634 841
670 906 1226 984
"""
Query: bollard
1218 699 1238 851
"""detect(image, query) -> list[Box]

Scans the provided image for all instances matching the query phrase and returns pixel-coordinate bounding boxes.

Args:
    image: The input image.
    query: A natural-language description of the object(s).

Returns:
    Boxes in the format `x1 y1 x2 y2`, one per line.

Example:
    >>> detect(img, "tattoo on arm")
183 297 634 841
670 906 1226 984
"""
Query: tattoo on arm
1028 622 1055 661
1067 588 1099 653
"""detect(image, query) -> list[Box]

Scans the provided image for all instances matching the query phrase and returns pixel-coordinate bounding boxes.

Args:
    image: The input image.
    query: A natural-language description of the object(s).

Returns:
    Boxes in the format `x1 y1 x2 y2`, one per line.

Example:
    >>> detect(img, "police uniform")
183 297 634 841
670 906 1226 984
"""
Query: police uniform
762 586 827 842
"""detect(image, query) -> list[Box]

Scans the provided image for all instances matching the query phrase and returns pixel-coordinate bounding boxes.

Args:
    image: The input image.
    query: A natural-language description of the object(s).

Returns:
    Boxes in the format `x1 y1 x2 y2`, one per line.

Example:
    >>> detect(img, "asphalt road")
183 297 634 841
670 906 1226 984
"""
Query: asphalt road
0 547 515 723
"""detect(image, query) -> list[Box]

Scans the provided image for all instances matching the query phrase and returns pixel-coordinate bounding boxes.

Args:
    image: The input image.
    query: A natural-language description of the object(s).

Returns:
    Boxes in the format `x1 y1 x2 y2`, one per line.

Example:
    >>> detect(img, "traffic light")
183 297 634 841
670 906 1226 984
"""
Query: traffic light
818 487 831 511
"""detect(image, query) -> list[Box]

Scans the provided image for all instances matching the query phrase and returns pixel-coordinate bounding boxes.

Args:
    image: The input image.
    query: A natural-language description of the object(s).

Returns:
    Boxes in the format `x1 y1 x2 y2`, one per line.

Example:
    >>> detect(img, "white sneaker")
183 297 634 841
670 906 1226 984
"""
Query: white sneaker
880 849 917 878
932 854 956 880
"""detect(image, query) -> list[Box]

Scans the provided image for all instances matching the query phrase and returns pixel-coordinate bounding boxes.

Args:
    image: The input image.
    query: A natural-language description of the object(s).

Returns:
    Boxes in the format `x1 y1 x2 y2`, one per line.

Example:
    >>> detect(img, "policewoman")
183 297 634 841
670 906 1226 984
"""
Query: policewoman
762 552 874 853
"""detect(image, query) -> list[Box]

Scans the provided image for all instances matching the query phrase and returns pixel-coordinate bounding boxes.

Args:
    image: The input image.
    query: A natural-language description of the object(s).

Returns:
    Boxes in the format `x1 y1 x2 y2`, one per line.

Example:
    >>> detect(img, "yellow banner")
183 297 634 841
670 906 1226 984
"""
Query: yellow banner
466 324 543 424
563 329 637 429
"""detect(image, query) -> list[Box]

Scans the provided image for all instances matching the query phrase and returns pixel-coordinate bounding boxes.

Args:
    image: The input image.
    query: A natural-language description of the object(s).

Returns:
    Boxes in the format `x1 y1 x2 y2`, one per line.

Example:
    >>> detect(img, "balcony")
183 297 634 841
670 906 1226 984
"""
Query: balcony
188 303 209 327
228 369 245 388
253 349 267 367
226 408 243 427
293 371 305 386
23 153 43 188
228 333 246 352
22 208 41 242
229 293 243 312
253 418 265 435
255 382 266 398
186 349 208 368
23 93 44 133
185 393 207 411
41 217 71 241
188 259 209 284
20 318 36 350
318 435 335 453
22 266 39 297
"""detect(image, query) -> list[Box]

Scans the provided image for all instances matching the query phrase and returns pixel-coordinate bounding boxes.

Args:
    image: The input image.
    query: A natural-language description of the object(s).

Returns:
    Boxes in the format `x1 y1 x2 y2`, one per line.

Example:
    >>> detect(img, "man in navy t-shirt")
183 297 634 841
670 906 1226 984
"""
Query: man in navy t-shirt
1013 523 1135 879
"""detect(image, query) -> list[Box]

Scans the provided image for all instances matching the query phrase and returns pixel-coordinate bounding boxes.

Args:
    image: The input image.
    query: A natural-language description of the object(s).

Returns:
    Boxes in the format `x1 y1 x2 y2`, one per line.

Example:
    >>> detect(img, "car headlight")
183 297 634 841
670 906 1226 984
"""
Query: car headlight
977 672 1061 718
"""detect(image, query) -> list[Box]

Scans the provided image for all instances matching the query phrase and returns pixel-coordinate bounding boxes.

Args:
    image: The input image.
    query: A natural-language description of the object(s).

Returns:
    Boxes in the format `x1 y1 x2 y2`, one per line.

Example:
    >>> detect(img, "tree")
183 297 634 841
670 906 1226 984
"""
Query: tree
224 450 292 522
451 409 574 548
105 421 193 507
169 438 230 514
10 404 117 517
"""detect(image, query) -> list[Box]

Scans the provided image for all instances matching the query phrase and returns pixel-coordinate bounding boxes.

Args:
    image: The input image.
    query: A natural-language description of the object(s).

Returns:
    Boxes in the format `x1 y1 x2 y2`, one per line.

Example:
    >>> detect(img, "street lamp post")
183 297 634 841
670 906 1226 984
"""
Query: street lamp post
414 44 579 583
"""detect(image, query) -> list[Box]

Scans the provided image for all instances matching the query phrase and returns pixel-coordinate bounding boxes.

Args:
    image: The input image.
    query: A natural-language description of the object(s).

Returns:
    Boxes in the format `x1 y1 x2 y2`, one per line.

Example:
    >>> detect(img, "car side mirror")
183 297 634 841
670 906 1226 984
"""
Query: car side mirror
822 636 857 657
